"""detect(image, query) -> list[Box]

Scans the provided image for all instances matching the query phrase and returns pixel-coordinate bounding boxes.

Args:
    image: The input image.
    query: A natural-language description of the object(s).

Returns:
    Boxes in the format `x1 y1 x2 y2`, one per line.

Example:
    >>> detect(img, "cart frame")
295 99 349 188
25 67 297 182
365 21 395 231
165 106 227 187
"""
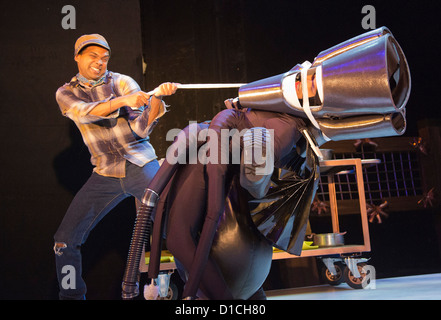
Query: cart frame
273 158 375 260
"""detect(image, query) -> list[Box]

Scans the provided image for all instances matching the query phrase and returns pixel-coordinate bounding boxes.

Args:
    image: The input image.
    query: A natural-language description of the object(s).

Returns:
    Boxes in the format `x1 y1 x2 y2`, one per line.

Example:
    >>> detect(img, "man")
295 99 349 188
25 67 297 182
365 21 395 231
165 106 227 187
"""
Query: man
53 34 178 300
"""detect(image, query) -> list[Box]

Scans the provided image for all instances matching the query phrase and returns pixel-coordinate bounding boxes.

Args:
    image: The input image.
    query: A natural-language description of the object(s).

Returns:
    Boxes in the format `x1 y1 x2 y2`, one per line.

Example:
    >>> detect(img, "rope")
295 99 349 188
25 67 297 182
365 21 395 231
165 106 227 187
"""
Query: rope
147 83 246 96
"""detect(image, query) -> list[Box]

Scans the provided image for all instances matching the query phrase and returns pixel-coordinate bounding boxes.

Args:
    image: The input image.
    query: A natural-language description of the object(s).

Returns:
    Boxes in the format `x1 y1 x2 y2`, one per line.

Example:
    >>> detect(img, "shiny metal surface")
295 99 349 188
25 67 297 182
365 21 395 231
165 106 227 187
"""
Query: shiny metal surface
238 27 411 139
313 233 345 247
317 34 410 118
238 73 291 114
317 111 406 141
312 26 391 66
141 188 159 207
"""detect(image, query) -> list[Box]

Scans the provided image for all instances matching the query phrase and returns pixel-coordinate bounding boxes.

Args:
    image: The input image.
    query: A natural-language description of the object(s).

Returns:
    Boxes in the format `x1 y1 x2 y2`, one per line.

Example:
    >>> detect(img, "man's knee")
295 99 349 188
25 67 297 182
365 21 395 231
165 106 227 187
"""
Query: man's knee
53 241 67 256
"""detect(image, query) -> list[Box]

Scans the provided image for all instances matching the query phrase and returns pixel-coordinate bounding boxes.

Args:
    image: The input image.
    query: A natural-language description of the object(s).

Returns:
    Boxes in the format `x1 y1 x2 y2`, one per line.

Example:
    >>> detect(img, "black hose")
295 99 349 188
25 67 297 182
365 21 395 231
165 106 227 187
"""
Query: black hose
121 122 208 299
121 189 159 300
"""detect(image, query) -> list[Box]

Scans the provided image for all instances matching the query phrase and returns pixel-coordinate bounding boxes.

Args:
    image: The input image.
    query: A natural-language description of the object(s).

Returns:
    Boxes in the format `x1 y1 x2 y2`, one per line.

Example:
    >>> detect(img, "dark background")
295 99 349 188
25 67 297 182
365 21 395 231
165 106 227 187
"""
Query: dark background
1 0 440 299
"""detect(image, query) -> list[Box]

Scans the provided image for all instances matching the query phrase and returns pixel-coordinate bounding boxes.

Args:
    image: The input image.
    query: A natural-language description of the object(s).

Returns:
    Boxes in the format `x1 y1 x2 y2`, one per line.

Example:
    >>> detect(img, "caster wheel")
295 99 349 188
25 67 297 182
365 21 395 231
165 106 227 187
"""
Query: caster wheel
321 262 344 286
343 263 372 289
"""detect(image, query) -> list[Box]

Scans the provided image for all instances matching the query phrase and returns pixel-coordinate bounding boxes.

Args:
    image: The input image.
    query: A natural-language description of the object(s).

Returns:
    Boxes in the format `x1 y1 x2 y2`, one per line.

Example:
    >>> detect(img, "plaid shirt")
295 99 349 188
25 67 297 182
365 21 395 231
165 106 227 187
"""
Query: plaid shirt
56 71 166 178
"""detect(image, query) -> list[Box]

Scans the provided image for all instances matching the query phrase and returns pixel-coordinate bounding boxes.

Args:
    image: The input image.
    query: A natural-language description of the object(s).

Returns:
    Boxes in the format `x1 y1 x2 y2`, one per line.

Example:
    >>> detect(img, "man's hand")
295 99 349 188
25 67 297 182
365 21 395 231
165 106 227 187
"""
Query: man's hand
124 91 152 109
224 97 242 110
89 82 178 117
154 82 179 98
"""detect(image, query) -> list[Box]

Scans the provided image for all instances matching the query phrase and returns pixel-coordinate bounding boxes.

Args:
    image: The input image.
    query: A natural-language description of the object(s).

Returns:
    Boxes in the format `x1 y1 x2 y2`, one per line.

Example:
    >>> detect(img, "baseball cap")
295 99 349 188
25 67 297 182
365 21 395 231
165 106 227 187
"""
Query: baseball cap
74 34 111 56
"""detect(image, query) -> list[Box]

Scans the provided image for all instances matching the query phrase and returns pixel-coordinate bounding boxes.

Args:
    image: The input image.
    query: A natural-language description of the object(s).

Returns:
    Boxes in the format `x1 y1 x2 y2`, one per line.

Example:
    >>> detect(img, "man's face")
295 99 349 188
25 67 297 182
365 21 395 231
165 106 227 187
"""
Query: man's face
74 45 110 80
295 69 317 100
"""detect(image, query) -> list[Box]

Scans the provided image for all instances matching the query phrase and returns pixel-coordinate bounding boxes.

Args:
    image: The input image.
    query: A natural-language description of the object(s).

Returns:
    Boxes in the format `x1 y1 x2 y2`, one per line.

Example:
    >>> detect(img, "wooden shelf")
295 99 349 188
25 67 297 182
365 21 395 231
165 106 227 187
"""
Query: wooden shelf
274 159 372 260
273 244 370 260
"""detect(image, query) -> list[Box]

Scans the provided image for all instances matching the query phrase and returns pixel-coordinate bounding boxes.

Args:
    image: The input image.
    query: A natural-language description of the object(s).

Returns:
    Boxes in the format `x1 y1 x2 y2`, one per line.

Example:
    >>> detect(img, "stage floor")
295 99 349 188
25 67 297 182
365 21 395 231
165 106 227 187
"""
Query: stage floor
266 273 441 300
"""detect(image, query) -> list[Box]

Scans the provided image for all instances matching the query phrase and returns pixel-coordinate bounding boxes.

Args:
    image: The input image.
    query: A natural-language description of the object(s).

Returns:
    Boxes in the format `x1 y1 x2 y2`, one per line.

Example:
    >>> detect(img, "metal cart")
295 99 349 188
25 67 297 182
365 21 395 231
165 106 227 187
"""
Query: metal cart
272 158 379 289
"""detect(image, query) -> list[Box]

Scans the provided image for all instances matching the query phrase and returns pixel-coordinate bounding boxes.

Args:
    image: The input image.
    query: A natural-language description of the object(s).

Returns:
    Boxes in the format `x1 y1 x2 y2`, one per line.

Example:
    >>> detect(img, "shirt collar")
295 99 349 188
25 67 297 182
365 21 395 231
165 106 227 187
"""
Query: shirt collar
75 71 109 88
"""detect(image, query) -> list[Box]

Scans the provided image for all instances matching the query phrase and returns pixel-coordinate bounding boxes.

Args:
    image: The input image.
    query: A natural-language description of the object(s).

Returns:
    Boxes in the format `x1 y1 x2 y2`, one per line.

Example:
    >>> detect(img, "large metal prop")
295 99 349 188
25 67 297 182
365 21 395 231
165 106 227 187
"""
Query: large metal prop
239 27 410 141
121 26 411 300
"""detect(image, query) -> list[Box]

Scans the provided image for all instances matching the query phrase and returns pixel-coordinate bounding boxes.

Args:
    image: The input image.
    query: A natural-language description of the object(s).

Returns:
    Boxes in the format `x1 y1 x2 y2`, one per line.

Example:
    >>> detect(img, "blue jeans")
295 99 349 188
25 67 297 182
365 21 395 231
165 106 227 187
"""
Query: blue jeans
53 160 160 300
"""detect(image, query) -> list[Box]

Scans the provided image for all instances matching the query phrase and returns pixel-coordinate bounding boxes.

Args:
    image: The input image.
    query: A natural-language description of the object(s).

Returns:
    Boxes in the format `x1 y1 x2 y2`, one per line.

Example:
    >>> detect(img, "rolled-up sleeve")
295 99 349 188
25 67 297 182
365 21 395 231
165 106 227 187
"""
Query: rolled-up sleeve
127 100 168 138
115 72 168 138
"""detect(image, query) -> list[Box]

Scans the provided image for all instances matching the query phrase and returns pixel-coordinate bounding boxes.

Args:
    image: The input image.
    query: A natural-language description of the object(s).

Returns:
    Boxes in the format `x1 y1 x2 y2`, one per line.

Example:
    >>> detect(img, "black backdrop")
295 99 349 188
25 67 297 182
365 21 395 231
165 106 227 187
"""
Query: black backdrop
1 0 440 299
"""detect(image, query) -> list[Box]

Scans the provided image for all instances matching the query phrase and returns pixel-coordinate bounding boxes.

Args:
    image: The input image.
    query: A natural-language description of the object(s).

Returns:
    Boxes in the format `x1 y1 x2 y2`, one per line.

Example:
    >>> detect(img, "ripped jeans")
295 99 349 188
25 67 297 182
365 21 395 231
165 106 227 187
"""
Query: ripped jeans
53 160 159 300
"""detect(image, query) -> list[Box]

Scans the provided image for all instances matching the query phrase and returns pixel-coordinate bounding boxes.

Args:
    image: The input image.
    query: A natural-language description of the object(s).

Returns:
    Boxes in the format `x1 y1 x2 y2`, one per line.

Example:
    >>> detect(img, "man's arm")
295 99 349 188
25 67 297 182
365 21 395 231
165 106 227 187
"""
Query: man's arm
90 82 177 122
146 82 178 125
125 82 178 138
88 90 151 117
